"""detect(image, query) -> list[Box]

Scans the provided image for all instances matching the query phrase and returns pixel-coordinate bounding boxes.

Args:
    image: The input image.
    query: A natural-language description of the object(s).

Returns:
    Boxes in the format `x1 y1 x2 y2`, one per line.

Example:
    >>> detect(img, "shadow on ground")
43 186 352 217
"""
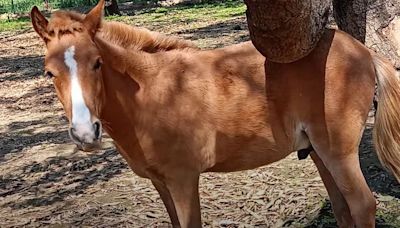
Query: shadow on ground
0 117 68 161
0 148 128 208
303 200 398 228
0 80 65 161
0 55 43 82
175 18 249 48
359 127 400 198
0 83 58 112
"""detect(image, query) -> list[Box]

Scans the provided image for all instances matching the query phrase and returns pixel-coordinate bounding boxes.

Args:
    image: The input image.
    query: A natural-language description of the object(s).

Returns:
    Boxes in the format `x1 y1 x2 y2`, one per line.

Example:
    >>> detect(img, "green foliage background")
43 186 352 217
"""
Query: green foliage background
0 0 109 14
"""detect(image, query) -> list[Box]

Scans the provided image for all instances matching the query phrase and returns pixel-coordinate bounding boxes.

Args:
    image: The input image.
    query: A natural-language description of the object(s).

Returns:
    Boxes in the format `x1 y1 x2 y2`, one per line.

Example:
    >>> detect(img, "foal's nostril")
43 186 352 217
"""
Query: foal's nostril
69 127 82 144
93 121 102 139
69 121 101 146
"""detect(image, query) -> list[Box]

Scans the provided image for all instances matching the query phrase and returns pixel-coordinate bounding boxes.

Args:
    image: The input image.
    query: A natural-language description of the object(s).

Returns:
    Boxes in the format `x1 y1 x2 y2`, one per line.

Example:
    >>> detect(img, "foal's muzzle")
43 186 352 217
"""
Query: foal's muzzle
68 120 102 152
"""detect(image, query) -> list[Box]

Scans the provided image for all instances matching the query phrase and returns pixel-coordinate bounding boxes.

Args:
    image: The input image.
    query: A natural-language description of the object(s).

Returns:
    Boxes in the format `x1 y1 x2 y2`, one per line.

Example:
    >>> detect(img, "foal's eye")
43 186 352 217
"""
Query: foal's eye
44 71 54 78
93 58 102 70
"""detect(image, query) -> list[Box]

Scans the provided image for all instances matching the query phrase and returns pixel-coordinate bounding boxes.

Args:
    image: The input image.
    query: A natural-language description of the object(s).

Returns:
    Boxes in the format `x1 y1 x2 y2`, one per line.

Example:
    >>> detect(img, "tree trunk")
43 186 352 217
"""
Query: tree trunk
244 0 331 63
105 0 120 16
333 0 367 43
330 0 400 68
364 0 400 69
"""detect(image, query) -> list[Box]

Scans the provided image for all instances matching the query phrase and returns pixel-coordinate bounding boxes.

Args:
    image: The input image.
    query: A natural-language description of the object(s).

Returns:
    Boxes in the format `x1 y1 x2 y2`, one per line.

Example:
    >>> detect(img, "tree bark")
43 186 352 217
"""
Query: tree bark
244 0 331 63
105 0 120 16
244 0 400 67
330 0 400 68
333 0 367 43
364 0 400 69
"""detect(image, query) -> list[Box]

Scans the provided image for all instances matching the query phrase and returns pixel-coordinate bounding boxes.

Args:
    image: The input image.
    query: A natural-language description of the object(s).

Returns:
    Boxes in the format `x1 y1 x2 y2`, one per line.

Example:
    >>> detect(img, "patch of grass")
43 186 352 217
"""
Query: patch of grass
1 0 245 32
0 17 30 32
157 1 244 19
129 0 245 25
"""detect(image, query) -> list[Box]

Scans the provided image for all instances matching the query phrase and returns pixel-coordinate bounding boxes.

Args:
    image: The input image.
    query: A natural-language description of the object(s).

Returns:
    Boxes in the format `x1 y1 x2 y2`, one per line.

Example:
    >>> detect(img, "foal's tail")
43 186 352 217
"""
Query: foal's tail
372 52 400 182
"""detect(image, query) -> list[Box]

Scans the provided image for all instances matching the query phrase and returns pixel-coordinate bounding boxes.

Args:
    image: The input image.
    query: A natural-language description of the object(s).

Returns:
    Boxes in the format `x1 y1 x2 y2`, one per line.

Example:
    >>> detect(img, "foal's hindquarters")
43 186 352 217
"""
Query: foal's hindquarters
266 29 376 227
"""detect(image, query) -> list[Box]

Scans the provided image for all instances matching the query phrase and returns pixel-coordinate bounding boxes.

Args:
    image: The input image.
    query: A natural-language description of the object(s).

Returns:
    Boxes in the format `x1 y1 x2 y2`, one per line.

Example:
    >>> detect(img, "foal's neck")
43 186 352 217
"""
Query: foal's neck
100 64 140 138
99 65 149 171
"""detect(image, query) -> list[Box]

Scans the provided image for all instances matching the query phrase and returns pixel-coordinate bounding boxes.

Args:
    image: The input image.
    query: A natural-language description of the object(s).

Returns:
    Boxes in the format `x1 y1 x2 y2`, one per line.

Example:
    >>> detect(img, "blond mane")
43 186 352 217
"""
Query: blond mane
47 10 198 51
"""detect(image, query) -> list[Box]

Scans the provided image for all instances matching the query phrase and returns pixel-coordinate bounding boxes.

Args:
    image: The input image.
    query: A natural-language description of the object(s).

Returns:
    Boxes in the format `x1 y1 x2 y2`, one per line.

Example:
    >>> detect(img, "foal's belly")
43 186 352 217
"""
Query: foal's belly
203 120 311 172
204 134 293 172
205 151 293 172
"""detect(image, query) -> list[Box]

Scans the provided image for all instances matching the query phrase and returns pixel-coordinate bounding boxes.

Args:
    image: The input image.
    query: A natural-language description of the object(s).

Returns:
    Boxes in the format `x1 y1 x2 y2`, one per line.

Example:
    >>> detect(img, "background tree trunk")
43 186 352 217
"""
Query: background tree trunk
330 0 400 68
333 0 367 43
244 0 331 63
105 0 120 16
364 0 400 69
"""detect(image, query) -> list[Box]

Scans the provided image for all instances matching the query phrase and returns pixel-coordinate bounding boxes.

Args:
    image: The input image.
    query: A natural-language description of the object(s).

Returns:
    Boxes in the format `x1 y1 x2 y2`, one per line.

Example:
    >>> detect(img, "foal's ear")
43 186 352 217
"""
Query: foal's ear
84 0 105 38
94 36 127 75
30 6 49 43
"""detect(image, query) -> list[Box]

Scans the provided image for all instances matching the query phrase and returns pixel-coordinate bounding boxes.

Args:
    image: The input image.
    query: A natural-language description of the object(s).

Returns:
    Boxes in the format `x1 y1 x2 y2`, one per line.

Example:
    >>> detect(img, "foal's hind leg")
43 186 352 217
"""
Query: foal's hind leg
310 152 354 227
324 152 375 227
308 128 376 227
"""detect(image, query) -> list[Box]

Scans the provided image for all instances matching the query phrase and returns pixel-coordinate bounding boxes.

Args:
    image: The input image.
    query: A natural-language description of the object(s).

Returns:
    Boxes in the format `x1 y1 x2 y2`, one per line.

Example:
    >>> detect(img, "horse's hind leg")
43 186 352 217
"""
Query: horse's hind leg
325 152 375 227
308 127 376 227
310 152 354 228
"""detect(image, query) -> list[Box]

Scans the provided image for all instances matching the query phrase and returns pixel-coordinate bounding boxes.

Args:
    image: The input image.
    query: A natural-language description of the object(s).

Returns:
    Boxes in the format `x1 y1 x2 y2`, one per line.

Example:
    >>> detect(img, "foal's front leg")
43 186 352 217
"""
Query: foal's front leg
165 172 202 228
152 180 181 227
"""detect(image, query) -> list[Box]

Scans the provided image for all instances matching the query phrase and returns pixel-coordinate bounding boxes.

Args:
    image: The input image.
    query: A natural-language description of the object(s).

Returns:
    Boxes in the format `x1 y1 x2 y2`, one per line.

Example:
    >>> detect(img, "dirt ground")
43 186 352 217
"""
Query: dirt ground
1 3 400 227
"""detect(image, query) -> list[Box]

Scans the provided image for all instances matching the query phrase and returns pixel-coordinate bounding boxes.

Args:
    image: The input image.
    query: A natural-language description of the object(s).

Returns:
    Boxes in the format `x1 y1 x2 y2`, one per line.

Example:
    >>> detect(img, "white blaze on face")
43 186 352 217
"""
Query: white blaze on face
64 46 94 141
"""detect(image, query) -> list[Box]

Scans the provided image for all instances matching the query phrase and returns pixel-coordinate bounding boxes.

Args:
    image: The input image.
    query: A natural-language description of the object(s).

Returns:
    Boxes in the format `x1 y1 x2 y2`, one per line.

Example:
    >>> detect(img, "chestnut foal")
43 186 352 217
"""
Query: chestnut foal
31 1 400 227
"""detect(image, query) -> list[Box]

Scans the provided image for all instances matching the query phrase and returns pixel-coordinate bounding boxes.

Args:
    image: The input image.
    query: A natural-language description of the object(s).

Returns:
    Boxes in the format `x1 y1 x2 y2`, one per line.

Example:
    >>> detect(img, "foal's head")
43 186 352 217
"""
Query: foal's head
31 1 106 151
